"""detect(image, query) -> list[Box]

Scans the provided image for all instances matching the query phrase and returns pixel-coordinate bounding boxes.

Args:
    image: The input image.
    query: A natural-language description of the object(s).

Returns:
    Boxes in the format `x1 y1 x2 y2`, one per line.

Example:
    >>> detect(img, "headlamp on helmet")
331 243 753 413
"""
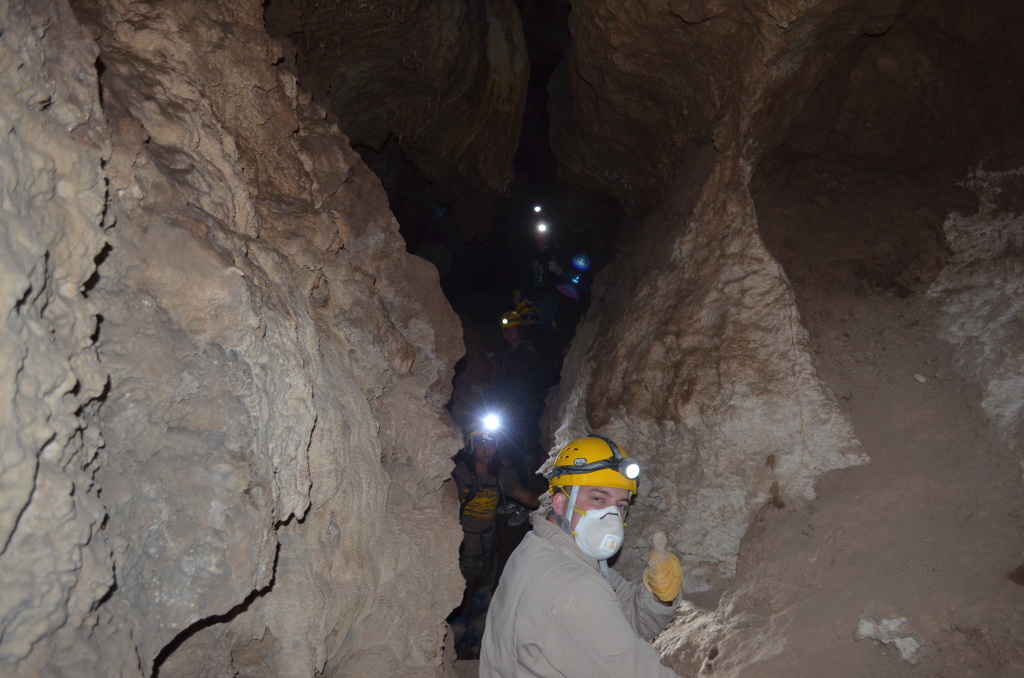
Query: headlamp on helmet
500 311 523 328
547 435 640 495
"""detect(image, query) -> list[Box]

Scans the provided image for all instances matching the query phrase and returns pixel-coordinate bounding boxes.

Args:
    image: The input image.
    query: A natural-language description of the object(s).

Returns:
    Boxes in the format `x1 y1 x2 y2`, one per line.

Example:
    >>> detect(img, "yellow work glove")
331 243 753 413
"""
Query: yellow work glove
642 537 683 603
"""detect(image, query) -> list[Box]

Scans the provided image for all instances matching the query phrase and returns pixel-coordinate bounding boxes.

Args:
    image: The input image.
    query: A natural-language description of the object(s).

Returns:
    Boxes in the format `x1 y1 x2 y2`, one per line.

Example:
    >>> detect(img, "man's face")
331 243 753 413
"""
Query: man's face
502 326 520 344
553 485 631 530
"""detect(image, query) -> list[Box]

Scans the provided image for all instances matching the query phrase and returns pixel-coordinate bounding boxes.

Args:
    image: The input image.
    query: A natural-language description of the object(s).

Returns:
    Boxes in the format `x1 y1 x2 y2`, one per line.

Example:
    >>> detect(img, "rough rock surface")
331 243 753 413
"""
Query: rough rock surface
929 167 1024 456
545 145 864 589
0 0 110 668
652 162 1024 676
543 0 1024 671
264 0 529 238
1 1 464 676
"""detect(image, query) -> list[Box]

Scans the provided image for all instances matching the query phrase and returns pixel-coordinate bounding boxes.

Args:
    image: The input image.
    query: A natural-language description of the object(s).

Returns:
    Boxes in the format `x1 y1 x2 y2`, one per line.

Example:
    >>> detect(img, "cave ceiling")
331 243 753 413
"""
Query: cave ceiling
263 0 1024 288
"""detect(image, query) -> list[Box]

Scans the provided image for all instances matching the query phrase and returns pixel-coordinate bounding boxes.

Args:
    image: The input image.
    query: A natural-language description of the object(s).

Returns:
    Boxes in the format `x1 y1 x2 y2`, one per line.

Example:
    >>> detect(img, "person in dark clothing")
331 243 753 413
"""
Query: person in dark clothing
496 310 545 473
516 299 562 391
520 224 564 329
499 311 542 401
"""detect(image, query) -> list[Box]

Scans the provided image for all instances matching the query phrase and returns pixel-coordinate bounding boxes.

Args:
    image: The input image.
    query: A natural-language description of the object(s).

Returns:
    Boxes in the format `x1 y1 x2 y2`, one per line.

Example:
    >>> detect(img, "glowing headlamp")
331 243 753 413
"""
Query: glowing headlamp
533 205 542 213
482 413 501 431
537 222 548 233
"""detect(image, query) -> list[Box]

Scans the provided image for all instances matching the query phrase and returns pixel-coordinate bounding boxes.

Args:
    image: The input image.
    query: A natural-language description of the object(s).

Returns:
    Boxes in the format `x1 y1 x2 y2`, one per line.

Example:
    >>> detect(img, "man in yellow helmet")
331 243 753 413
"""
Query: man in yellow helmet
479 435 685 677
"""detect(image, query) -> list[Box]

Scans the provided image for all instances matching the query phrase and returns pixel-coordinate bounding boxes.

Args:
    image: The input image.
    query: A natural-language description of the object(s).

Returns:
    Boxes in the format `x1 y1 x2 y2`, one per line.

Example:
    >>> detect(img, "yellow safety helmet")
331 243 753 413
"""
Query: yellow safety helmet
547 435 640 495
516 300 538 319
500 311 523 328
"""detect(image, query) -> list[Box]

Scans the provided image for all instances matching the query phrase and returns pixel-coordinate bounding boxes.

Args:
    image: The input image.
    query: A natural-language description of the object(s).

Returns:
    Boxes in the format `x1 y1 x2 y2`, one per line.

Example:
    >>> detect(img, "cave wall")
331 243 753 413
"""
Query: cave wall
545 145 865 588
264 0 529 240
543 0 1024 671
545 0 910 587
546 0 1024 585
0 1 464 676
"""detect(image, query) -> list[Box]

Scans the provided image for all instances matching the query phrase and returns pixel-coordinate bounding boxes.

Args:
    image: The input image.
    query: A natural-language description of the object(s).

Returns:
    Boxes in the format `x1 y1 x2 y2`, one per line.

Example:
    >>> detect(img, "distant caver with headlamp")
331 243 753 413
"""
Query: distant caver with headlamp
448 413 540 659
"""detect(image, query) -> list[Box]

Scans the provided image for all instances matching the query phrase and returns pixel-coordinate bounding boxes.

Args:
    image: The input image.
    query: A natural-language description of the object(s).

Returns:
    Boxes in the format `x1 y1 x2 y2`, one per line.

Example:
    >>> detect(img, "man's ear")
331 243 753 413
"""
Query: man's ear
550 490 566 518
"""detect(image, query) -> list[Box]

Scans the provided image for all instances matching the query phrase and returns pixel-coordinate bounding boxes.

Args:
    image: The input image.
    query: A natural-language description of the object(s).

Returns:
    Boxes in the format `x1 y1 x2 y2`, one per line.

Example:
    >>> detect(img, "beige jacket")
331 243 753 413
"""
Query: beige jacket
480 513 682 677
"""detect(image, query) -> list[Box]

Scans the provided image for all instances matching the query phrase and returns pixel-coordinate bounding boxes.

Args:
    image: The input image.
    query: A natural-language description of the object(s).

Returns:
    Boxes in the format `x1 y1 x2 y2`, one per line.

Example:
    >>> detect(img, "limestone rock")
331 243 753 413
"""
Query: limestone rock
1 1 465 676
546 146 864 589
929 166 1024 456
0 0 111 670
264 0 529 238
550 0 906 210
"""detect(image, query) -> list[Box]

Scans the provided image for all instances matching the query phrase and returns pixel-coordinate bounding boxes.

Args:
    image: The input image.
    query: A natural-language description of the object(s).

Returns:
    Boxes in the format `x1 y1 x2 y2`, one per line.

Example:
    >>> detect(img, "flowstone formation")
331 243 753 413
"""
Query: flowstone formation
1 1 465 676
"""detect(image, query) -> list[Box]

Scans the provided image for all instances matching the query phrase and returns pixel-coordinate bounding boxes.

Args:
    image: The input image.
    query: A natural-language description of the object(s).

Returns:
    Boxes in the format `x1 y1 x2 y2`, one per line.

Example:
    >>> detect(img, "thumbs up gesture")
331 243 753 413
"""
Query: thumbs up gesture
642 532 683 603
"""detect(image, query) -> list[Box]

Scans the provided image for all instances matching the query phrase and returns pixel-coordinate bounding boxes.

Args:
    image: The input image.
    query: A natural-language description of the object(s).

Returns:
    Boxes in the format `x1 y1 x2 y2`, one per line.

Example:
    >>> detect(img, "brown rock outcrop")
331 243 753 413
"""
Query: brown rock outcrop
546 145 864 588
264 0 529 239
543 1 1024 675
1 1 464 676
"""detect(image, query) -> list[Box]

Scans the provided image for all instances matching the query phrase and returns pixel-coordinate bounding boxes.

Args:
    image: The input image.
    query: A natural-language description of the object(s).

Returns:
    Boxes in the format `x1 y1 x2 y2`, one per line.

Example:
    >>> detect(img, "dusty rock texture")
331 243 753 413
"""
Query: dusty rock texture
545 145 864 589
545 0 1024 672
0 0 110 669
929 167 1024 456
545 0 903 587
650 158 1024 677
264 0 529 238
1 1 464 676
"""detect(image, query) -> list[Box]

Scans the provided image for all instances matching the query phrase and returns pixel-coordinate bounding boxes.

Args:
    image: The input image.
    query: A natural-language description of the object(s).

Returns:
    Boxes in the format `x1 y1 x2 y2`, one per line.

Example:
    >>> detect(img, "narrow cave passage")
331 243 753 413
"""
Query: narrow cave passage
3 1 1024 677
263 1 1024 675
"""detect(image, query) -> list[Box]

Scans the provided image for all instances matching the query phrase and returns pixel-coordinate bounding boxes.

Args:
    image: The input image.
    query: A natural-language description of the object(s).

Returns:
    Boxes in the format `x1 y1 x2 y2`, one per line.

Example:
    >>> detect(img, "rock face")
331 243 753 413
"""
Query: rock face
4 0 1024 676
545 145 865 588
0 1 464 676
264 0 529 239
543 0 1024 675
929 167 1024 455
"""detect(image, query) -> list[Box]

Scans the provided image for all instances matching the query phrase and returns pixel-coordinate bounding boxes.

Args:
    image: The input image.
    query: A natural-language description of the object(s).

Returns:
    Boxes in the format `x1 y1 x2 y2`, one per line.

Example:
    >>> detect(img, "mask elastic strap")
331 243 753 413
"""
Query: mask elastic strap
553 485 580 537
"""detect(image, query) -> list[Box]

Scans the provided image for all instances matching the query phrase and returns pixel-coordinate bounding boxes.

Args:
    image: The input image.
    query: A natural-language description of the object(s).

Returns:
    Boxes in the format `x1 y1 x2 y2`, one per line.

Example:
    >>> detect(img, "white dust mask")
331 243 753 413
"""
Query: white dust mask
573 506 625 560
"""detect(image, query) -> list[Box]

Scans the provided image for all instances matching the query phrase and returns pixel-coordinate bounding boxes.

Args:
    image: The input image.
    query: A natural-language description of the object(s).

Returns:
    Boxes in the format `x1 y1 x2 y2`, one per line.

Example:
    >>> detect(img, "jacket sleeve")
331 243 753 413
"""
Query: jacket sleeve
532 569 683 678
609 566 681 641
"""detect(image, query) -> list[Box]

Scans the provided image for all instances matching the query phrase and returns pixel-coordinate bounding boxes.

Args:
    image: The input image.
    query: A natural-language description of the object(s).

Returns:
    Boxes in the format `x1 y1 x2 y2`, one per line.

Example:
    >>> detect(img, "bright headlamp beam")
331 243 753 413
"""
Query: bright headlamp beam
533 205 542 212
483 414 501 431
537 222 548 233
623 462 641 479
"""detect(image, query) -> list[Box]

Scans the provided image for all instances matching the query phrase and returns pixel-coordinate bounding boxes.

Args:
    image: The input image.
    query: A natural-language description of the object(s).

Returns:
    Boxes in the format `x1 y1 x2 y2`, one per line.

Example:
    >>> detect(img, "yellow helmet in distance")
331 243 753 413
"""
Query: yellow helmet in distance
500 311 523 328
516 300 538 319
547 435 640 495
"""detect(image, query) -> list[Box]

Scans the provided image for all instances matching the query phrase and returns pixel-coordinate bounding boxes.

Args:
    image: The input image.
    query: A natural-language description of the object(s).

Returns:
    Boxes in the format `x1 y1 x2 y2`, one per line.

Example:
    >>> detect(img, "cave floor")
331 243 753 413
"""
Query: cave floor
710 167 1024 676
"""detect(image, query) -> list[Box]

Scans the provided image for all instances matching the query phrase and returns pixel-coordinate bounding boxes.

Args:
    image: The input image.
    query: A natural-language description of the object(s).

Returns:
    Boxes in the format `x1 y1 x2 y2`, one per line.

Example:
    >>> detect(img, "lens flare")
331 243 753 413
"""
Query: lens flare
571 254 591 271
